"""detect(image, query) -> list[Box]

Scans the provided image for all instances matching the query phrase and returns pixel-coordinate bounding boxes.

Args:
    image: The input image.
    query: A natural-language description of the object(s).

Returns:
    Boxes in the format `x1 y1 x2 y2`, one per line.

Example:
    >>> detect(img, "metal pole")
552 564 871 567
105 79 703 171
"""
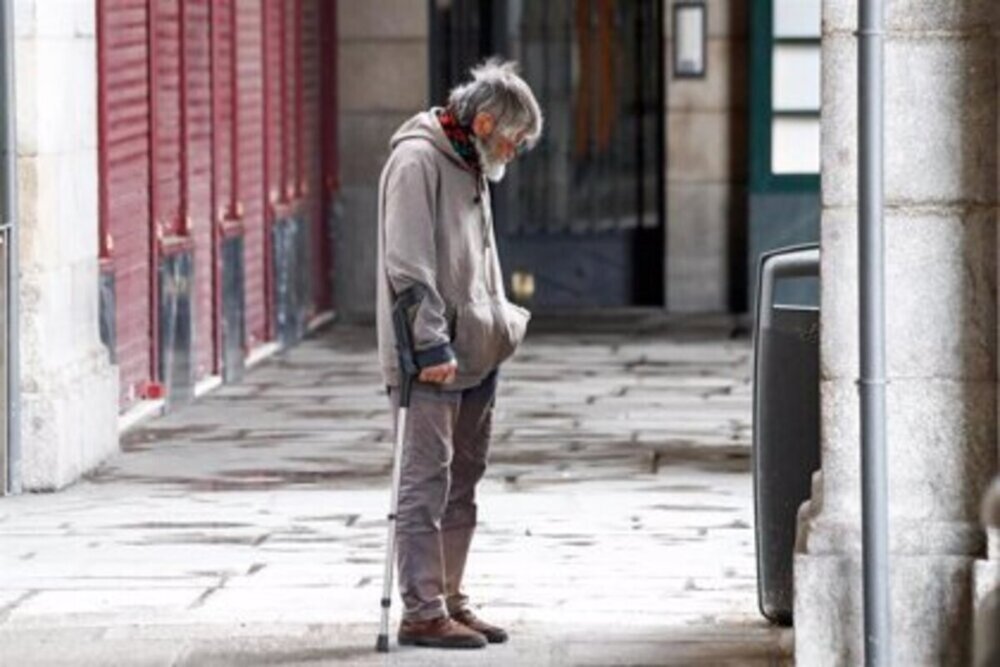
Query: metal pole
376 402 408 653
0 0 20 495
858 0 891 664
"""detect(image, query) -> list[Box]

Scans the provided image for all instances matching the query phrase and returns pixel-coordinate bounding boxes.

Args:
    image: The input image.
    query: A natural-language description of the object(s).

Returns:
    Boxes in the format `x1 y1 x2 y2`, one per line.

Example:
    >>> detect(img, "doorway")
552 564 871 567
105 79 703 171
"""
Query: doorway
430 0 666 308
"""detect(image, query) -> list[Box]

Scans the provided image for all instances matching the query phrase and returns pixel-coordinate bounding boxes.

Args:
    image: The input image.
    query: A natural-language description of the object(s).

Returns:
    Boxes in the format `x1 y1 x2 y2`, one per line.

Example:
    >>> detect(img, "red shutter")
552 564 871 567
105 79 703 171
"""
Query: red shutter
262 0 286 340
181 0 216 380
301 0 329 313
283 1 297 204
211 0 234 223
237 0 268 346
99 0 337 405
150 0 184 240
264 0 284 207
210 0 234 372
319 0 337 312
98 0 153 407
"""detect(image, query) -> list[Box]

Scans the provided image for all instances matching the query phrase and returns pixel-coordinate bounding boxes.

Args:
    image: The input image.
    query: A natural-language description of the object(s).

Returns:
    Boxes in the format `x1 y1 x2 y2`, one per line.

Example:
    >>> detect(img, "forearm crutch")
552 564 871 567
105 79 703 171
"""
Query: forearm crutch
376 288 422 653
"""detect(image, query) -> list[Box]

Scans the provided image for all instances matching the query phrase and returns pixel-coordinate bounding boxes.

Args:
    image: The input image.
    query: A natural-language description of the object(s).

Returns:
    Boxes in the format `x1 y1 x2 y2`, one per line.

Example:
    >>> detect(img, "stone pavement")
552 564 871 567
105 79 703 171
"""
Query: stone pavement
0 314 792 666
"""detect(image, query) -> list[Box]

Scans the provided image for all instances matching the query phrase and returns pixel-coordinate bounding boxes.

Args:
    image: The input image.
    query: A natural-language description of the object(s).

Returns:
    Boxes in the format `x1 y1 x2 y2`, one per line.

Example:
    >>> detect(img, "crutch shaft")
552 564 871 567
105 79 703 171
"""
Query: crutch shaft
378 286 422 653
377 404 408 652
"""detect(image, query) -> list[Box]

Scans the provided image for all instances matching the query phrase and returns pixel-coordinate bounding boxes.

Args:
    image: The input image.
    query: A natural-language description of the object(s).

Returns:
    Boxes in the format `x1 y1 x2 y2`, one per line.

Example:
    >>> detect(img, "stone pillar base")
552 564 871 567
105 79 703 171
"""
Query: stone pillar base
794 553 976 666
973 564 998 666
973 480 1000 664
20 347 118 491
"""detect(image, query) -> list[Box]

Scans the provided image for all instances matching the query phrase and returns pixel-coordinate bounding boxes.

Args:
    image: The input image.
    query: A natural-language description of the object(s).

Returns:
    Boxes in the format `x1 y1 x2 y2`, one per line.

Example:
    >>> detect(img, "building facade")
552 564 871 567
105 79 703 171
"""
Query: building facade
334 1 1000 661
0 0 996 662
2 0 339 491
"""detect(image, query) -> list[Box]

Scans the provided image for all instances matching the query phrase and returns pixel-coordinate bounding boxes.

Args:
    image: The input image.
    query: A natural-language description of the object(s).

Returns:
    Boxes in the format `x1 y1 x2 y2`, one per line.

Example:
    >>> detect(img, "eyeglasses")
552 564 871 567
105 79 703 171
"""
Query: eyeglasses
499 133 529 157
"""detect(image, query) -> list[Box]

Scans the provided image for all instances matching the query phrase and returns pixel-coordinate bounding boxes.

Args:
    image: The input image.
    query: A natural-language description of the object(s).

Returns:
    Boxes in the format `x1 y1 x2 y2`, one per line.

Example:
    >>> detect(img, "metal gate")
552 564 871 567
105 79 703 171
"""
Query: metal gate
430 0 665 307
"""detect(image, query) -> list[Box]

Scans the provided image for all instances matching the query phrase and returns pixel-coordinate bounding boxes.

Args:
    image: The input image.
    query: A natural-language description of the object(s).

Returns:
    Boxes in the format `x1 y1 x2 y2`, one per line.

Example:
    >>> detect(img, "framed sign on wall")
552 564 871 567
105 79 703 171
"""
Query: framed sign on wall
673 1 706 78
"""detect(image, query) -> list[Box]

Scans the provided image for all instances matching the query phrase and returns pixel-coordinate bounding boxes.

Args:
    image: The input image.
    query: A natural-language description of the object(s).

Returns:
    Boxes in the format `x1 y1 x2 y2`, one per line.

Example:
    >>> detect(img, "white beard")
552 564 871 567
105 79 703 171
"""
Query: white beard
474 136 508 182
483 162 507 183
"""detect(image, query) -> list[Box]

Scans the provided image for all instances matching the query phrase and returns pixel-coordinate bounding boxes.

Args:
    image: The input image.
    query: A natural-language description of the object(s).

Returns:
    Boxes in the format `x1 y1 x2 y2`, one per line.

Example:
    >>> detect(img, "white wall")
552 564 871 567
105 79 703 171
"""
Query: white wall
14 0 118 490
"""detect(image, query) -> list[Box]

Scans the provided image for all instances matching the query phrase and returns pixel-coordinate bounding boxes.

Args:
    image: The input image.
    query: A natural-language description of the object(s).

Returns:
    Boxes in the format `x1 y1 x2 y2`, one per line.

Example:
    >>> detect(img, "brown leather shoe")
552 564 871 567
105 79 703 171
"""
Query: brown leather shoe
451 608 509 644
398 616 487 649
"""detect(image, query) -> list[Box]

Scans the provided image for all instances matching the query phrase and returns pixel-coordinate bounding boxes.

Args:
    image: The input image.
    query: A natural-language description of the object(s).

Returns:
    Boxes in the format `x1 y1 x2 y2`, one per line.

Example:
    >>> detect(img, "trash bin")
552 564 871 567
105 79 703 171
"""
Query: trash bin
752 243 821 626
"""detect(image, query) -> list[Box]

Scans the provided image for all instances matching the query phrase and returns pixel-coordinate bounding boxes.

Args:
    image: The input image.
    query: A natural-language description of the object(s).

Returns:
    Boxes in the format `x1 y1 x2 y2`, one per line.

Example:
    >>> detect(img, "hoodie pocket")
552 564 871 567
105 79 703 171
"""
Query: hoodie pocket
454 298 531 378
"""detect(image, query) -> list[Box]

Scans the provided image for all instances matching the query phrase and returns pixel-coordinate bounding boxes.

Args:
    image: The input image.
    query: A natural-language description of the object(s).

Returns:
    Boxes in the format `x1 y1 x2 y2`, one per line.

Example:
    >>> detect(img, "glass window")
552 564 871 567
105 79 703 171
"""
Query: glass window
772 45 820 111
774 0 821 38
771 117 820 174
769 0 821 176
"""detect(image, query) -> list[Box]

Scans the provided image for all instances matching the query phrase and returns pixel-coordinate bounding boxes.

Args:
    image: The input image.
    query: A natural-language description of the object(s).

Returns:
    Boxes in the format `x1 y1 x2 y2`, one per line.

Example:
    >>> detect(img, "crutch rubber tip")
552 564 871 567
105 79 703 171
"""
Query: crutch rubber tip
376 634 390 653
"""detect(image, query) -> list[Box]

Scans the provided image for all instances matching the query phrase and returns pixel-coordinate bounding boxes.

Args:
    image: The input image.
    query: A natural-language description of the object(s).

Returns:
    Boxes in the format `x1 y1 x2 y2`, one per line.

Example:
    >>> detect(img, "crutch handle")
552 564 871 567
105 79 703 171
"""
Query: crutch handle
392 287 423 409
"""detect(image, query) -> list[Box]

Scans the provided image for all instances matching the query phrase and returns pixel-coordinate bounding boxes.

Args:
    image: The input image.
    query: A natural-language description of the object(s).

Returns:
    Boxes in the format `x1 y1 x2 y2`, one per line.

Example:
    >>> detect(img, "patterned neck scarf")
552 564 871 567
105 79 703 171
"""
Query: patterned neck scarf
437 107 481 175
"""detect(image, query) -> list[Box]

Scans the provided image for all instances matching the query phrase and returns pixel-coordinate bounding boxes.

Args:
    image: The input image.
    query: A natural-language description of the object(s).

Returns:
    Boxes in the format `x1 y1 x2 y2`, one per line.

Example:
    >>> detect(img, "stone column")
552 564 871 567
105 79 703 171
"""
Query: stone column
973 479 999 665
335 0 428 318
13 0 118 490
795 1 998 664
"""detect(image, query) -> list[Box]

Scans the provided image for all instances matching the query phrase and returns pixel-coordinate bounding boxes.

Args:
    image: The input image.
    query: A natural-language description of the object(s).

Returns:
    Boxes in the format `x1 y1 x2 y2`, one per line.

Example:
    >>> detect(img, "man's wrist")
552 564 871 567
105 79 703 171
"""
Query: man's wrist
414 343 456 369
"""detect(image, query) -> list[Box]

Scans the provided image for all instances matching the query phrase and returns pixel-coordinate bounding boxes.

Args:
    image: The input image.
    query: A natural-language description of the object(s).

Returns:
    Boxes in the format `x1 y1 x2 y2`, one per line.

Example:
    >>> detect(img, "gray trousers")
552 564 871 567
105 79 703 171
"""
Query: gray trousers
389 371 497 621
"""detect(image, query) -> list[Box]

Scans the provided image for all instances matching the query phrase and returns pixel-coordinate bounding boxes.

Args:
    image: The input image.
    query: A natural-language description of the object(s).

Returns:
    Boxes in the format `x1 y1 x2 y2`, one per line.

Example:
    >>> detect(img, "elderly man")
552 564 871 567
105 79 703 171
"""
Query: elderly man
376 59 543 649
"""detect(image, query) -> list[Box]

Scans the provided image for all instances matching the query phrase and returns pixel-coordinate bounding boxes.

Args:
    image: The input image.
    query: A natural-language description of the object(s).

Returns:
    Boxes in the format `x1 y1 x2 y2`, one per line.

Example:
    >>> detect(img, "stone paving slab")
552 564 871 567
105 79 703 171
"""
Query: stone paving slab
0 320 792 665
14 588 205 617
0 638 184 667
0 622 790 667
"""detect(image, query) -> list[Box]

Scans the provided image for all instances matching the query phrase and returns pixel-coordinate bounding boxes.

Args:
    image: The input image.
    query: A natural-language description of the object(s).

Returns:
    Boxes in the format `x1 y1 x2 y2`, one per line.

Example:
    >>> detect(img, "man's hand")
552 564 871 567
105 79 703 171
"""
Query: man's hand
419 360 458 385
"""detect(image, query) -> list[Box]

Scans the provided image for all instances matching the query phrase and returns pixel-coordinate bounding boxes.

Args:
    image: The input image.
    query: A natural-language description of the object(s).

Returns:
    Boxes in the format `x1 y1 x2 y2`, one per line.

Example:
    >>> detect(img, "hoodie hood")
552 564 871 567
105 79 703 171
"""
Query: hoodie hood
389 108 475 173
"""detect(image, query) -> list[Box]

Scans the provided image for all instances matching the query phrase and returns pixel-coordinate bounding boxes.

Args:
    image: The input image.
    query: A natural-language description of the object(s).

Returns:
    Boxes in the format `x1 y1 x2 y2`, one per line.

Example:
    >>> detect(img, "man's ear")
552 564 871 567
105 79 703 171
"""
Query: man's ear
471 112 494 138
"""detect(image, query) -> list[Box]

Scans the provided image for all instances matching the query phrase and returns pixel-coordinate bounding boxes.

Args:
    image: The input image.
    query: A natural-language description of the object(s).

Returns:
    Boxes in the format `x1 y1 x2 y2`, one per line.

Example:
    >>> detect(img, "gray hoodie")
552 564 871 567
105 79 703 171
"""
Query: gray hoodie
376 109 530 391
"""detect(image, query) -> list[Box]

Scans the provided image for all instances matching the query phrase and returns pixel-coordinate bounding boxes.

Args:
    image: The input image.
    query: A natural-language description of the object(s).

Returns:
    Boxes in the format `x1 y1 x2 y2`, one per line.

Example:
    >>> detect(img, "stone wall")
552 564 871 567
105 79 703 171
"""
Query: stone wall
334 0 428 319
13 0 118 490
973 479 999 664
795 1 998 663
975 10 1000 658
665 0 748 312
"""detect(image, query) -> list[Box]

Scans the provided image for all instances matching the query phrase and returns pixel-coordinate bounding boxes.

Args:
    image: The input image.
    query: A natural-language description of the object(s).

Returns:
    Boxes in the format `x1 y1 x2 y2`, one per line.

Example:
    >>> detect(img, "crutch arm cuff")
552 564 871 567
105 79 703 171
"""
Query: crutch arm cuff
414 343 456 369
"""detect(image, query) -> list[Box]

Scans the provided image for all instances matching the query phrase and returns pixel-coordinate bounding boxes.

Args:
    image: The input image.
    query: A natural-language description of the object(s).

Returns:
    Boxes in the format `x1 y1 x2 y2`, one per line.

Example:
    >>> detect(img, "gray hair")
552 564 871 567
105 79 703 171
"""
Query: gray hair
447 58 543 148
